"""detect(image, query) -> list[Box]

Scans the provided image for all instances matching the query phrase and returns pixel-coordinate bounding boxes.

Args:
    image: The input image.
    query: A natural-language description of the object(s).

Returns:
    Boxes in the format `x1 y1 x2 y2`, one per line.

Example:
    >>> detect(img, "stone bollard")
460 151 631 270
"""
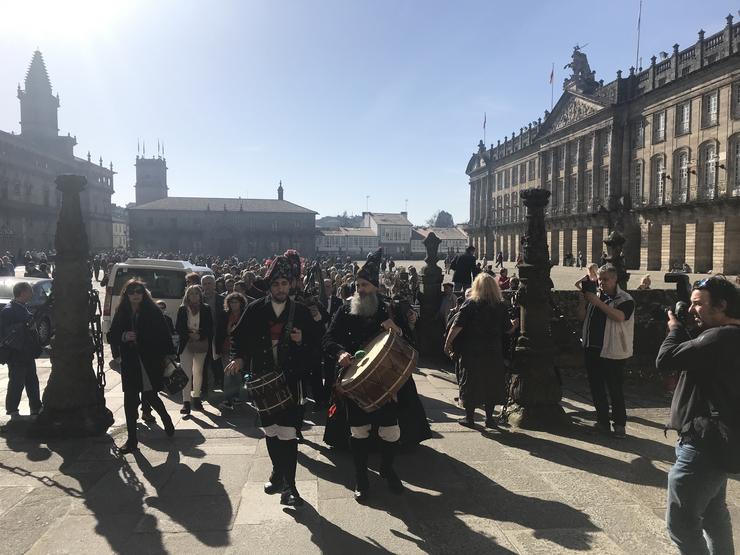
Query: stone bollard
31 175 114 437
417 232 444 359
506 188 569 429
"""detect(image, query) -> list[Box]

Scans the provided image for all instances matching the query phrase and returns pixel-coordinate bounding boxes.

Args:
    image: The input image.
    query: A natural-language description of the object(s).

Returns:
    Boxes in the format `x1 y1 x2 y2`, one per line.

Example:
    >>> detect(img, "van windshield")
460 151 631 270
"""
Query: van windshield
112 268 186 299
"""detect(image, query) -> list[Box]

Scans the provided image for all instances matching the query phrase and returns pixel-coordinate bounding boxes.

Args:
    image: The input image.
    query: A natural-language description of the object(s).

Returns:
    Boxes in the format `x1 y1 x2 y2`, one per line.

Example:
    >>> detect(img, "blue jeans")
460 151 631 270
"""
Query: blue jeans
5 360 41 414
666 440 735 555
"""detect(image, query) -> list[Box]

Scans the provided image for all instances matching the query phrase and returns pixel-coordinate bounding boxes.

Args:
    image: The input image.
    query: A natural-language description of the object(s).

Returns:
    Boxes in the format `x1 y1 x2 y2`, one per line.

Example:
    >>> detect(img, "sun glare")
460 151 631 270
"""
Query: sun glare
1 0 130 39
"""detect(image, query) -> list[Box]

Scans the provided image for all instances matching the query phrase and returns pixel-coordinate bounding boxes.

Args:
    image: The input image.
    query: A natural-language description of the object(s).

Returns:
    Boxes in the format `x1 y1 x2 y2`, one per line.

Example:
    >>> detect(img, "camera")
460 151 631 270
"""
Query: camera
664 301 690 325
581 277 598 294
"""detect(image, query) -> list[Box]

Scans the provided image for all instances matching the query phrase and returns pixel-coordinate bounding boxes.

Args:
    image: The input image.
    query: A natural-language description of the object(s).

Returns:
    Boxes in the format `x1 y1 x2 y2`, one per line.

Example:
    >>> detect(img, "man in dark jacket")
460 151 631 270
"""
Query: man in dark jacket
451 245 476 292
225 256 318 507
1 282 42 416
656 276 740 554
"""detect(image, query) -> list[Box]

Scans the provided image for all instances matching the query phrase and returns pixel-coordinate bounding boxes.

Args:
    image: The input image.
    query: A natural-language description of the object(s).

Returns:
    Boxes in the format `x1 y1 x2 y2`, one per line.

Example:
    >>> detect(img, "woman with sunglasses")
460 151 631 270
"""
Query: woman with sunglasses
175 285 214 415
109 279 176 454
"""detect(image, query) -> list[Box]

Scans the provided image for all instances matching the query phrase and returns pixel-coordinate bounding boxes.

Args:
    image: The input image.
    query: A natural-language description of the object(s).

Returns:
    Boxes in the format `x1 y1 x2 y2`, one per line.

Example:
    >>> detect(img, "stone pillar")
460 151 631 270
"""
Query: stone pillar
640 221 650 270
685 222 697 272
31 175 114 437
547 230 554 263
562 228 573 265
670 223 686 270
725 218 740 274
571 228 579 265
590 226 604 265
503 234 509 261
418 232 444 358
551 229 561 265
647 222 662 271
712 220 726 274
508 188 568 429
660 223 672 271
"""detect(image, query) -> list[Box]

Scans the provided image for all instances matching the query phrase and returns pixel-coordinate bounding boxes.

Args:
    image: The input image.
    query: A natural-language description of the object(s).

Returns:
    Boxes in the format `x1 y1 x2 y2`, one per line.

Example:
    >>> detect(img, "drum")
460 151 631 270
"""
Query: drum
337 330 418 412
246 371 294 414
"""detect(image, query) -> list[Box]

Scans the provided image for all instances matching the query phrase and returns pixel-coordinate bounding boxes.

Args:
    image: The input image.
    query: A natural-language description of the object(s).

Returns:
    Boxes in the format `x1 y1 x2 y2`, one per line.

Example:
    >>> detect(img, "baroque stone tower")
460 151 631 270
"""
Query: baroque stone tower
135 151 168 205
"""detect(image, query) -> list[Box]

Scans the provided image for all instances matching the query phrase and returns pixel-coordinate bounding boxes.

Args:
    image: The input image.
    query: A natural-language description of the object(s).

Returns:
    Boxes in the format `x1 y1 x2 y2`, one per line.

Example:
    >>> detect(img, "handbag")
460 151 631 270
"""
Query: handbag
161 355 189 395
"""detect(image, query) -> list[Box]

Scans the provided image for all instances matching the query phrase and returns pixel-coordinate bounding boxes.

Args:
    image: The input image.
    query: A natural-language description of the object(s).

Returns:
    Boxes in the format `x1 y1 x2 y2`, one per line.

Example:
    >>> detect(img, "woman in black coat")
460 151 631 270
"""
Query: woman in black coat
109 279 176 453
175 285 214 414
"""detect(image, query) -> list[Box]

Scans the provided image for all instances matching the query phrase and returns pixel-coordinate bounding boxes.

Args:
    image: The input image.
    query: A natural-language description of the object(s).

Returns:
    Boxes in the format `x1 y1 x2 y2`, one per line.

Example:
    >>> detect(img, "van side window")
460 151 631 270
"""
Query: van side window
112 269 187 299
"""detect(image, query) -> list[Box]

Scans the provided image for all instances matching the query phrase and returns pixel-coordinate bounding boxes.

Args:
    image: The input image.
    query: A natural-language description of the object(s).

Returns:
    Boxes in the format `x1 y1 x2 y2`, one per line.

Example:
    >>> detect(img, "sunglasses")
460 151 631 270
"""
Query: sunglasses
127 288 145 295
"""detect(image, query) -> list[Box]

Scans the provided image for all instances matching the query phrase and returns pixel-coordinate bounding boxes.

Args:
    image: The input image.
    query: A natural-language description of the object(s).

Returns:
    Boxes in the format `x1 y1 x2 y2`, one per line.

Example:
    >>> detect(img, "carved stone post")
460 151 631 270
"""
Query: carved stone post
417 232 444 358
604 230 630 290
32 175 114 437
507 188 569 428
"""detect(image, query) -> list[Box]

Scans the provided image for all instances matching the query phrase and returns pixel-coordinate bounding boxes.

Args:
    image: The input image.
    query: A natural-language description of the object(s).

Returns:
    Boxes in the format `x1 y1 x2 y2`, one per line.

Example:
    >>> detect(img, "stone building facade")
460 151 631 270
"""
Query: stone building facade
128 168 316 258
111 205 129 250
467 15 740 274
0 51 114 253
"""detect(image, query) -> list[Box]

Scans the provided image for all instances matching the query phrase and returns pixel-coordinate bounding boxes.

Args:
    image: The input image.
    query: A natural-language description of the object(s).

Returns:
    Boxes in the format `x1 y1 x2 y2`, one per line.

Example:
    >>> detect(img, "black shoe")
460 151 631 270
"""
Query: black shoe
280 486 304 507
458 418 475 428
118 442 139 455
264 470 284 495
354 485 369 503
380 467 405 494
191 398 203 411
141 411 156 424
180 402 191 415
484 418 499 429
296 429 304 443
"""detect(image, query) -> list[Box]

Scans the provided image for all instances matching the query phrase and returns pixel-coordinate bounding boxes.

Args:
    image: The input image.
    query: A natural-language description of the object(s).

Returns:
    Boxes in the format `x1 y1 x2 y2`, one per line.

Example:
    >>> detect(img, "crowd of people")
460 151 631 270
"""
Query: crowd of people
1 242 738 553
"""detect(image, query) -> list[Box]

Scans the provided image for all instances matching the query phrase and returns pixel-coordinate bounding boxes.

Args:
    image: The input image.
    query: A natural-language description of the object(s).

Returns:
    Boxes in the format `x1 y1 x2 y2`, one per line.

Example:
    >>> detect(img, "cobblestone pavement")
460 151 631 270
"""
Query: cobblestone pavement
1 343 738 554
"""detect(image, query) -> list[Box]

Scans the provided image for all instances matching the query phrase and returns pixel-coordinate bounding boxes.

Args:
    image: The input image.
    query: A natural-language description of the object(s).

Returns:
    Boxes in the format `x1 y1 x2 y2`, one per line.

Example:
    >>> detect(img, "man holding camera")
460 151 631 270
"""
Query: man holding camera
579 264 635 438
656 276 739 554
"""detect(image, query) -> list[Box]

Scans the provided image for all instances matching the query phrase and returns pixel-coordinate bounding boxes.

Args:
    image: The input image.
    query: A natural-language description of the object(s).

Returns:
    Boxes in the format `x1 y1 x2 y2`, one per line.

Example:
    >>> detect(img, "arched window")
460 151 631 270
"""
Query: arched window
698 141 718 200
730 135 740 196
651 155 666 205
674 149 690 203
632 160 644 206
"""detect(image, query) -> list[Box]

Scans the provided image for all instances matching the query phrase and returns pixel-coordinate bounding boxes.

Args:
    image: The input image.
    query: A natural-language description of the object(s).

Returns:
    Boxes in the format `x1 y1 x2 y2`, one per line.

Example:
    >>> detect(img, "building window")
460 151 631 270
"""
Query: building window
558 145 566 169
527 159 535 180
569 174 578 210
702 91 719 127
585 170 593 200
632 160 643 205
675 150 689 203
556 178 564 210
601 167 610 198
600 128 611 156
511 166 518 185
568 142 578 166
698 142 717 199
544 154 552 176
652 155 666 205
676 101 691 135
653 111 666 143
733 81 740 119
732 137 740 196
632 120 644 149
585 134 593 160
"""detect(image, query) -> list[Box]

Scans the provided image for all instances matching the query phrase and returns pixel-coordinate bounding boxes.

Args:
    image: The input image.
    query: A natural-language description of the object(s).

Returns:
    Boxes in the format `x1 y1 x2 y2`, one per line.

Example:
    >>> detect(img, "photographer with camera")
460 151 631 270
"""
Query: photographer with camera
579 264 635 438
656 276 740 555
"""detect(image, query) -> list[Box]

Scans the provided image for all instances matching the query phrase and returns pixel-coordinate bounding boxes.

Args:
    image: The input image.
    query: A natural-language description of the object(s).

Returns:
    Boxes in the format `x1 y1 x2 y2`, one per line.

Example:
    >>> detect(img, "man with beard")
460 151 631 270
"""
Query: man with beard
225 256 317 507
323 249 424 503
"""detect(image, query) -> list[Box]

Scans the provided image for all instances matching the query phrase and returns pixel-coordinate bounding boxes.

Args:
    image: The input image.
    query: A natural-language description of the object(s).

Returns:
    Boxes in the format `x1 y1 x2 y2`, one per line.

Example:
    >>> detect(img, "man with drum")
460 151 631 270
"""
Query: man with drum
323 249 418 503
225 255 317 507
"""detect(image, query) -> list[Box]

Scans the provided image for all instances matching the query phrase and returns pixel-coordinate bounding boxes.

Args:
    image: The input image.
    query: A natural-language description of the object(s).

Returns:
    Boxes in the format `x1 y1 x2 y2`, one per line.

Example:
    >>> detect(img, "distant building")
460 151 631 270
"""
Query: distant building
362 212 413 257
316 227 379 257
0 51 115 253
410 226 468 258
466 15 740 274
128 170 317 257
111 205 129 250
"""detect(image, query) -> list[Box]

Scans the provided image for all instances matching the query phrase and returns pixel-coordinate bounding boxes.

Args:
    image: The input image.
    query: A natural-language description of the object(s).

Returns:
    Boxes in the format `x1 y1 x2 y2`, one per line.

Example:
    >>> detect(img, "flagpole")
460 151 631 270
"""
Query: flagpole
483 112 486 145
550 62 554 109
635 0 643 71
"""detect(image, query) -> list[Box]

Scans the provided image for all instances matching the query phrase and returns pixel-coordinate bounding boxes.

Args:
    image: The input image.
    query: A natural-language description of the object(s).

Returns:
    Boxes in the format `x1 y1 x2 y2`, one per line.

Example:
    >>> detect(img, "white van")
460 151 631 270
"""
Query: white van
102 258 213 334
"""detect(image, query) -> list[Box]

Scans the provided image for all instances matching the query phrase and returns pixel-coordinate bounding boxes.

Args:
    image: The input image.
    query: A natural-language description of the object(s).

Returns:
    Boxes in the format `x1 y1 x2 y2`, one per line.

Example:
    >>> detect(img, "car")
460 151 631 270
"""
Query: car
101 258 213 335
0 277 54 346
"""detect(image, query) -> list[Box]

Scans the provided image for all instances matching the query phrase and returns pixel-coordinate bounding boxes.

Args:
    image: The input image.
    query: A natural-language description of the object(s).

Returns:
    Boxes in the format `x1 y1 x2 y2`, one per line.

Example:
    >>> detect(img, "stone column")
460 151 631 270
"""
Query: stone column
695 220 714 273
508 188 568 429
685 222 697 272
571 228 579 264
557 230 565 264
551 229 560 265
562 228 573 264
514 233 520 261
712 220 726 274
31 175 114 437
640 221 650 270
660 223 672 271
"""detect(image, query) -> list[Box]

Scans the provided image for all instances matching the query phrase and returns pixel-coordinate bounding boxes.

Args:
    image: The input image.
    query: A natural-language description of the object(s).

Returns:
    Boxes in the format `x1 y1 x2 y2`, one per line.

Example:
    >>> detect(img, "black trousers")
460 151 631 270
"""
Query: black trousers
584 348 627 427
123 389 168 446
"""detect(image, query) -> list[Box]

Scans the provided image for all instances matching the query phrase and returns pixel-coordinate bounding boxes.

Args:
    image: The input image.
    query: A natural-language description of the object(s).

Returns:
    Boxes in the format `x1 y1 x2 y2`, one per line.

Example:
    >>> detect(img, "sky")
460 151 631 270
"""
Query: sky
0 0 737 225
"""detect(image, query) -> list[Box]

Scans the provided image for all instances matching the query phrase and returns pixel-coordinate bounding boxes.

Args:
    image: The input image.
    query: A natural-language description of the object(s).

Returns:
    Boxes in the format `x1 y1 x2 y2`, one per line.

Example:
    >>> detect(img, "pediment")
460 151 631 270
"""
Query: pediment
542 93 605 135
466 153 487 175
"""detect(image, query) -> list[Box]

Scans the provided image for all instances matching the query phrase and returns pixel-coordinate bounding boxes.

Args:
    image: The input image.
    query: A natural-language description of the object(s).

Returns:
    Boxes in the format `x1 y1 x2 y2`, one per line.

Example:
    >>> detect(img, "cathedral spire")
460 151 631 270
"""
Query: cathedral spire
18 50 60 141
24 50 53 95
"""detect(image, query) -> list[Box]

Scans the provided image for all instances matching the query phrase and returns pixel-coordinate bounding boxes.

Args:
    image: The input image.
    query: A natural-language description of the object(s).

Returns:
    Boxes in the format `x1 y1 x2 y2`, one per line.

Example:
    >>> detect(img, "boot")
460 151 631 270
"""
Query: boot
379 441 405 494
191 397 204 411
264 436 284 494
350 437 370 502
180 401 191 415
279 440 303 507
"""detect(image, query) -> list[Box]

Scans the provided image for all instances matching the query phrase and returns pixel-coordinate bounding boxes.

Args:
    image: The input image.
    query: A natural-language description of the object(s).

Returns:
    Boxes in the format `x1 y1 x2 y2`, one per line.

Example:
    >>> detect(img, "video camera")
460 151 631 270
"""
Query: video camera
660 272 692 326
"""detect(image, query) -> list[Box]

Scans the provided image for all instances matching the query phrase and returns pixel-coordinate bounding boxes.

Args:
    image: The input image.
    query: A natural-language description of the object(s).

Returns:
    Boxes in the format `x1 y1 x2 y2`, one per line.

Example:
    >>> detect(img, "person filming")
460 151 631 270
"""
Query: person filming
656 276 740 555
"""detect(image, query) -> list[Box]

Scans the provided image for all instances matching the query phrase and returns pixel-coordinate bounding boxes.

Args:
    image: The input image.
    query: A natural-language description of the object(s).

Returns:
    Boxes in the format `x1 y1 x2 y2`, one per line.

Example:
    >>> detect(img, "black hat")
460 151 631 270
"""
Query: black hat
265 255 293 283
357 248 382 288
283 249 302 280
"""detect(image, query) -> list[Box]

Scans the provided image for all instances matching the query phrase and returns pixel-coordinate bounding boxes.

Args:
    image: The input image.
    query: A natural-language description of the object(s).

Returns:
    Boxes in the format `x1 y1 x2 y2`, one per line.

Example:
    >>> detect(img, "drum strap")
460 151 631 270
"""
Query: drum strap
275 299 296 373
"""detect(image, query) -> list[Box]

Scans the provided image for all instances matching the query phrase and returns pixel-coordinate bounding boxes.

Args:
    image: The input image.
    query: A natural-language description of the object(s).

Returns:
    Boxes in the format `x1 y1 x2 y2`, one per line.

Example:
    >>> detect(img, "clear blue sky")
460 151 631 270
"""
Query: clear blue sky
0 0 736 225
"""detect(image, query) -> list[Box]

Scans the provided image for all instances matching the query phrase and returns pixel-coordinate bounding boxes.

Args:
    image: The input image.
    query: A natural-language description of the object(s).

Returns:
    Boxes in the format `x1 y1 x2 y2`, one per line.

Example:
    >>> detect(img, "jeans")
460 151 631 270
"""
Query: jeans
584 348 626 427
180 347 207 402
666 441 734 555
5 360 41 414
